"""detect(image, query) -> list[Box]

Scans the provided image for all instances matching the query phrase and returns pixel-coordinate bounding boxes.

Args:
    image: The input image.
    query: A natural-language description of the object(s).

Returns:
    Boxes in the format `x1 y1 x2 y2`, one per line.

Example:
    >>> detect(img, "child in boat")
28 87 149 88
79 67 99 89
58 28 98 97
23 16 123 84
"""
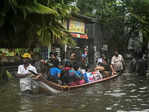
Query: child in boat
83 66 94 83
92 67 103 80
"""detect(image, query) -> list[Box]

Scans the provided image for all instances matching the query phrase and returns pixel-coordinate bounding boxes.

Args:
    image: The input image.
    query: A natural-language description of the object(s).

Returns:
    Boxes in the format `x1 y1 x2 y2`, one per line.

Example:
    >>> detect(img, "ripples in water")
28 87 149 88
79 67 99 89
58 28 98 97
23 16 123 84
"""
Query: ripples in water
1 73 149 112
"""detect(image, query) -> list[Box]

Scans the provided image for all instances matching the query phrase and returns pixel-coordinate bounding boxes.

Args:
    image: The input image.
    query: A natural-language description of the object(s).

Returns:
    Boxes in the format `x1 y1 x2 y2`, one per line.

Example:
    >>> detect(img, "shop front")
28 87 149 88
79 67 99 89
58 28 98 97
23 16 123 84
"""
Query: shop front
40 15 94 64
63 16 90 64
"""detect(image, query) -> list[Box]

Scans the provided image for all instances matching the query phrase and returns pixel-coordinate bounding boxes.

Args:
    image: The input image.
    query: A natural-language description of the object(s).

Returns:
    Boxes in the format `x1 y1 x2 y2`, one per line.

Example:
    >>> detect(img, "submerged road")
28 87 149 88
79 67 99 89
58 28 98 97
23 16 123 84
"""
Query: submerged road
0 72 149 112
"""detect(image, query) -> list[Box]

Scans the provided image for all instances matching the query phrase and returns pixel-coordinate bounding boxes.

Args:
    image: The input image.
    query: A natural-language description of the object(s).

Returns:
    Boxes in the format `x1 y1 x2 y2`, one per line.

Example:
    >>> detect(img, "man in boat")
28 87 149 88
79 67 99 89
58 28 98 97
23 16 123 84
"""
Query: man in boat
95 54 116 77
111 50 125 72
48 61 63 84
46 52 60 68
70 52 77 65
16 57 41 94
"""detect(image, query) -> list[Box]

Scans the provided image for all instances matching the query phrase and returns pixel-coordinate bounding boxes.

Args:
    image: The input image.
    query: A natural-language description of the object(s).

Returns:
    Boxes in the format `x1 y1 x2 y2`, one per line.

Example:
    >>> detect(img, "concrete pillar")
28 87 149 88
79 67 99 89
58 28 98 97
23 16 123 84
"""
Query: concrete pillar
88 38 94 64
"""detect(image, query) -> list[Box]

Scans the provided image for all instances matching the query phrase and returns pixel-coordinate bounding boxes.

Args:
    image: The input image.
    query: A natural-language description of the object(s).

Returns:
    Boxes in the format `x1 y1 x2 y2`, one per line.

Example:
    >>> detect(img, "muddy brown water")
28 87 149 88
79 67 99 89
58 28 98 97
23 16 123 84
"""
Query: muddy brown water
0 73 149 112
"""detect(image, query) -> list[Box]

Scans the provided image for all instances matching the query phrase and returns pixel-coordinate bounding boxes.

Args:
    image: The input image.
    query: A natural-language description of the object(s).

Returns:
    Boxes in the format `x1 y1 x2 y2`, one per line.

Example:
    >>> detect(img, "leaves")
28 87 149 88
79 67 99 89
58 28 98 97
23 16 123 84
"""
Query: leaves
6 70 13 79
77 0 149 51
25 2 58 15
0 0 77 47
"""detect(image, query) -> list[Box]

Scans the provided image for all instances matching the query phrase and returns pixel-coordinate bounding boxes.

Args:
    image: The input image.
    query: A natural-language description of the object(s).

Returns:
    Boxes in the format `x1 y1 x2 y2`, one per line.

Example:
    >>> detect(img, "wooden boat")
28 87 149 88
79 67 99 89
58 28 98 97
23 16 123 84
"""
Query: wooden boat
39 72 121 92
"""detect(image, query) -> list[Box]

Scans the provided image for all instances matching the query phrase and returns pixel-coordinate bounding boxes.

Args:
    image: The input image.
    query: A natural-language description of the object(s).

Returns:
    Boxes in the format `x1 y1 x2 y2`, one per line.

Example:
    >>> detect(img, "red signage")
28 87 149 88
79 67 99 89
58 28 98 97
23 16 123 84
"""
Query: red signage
71 33 88 39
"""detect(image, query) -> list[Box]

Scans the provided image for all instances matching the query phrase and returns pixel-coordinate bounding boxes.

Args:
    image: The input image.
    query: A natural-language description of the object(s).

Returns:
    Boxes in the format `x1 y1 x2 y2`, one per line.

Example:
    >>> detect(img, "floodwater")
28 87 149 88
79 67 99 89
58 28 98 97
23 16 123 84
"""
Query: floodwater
0 73 149 112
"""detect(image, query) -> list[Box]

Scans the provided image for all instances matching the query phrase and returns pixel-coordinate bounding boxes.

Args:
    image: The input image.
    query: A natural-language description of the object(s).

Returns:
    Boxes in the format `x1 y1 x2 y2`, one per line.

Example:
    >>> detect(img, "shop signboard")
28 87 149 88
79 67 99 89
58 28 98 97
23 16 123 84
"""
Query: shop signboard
69 19 85 34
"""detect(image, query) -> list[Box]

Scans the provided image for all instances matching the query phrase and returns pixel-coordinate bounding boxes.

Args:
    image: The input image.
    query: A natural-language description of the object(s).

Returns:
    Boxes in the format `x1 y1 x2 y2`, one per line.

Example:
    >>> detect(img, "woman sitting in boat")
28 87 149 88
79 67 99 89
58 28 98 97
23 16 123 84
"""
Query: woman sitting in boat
67 64 85 86
96 55 116 77
48 62 63 83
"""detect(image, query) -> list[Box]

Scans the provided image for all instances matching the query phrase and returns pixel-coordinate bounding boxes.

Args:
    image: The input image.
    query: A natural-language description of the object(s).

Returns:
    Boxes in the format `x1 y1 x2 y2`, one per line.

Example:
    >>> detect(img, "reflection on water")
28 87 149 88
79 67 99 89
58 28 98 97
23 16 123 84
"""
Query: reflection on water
19 97 33 112
0 73 149 112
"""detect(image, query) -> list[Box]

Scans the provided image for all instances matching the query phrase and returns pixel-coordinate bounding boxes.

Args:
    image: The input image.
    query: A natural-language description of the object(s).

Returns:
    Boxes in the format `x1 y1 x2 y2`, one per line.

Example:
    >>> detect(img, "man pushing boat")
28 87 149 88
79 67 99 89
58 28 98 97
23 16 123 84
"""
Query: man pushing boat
16 56 42 94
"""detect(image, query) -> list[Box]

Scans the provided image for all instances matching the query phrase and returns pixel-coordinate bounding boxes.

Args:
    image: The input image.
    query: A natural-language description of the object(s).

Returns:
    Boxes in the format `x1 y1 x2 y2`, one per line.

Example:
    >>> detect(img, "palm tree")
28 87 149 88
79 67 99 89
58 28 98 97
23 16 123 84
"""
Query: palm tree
0 0 78 47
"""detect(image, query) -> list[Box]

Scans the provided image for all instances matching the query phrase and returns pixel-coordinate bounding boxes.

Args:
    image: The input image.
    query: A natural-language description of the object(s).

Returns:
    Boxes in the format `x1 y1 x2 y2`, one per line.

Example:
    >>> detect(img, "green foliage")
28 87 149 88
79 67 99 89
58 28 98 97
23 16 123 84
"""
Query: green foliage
77 0 99 17
124 0 149 49
6 70 13 79
77 0 149 51
25 2 58 15
0 0 78 47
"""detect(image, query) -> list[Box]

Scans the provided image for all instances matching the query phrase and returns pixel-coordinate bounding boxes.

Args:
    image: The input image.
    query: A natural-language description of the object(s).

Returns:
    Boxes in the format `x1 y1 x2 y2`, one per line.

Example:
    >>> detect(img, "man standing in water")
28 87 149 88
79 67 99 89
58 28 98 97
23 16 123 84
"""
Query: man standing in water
111 50 125 72
16 57 39 94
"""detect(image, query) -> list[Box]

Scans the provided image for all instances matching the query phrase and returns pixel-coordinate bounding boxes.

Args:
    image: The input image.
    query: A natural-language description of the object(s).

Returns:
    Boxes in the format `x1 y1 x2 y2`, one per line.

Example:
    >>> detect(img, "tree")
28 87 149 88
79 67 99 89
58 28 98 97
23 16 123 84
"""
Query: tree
0 0 78 47
77 0 149 53
77 0 100 17
125 0 149 51
77 0 128 52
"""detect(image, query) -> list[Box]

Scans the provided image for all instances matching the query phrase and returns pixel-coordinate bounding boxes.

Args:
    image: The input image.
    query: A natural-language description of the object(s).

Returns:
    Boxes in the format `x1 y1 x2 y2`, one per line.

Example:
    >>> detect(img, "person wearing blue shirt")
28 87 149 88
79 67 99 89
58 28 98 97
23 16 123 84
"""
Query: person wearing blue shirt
48 62 63 83
50 67 61 79
81 65 94 83
83 72 89 83
76 70 83 77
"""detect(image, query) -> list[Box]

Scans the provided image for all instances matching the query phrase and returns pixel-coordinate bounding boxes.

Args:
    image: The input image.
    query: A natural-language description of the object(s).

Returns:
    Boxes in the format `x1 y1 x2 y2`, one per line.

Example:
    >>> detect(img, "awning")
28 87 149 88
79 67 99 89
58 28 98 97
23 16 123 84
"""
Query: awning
71 33 88 39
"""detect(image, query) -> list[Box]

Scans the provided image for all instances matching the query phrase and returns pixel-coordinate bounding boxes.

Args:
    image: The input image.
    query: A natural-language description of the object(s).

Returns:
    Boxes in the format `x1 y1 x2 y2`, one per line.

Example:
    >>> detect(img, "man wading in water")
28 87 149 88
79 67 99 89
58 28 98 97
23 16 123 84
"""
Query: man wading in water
16 57 41 94
111 50 125 72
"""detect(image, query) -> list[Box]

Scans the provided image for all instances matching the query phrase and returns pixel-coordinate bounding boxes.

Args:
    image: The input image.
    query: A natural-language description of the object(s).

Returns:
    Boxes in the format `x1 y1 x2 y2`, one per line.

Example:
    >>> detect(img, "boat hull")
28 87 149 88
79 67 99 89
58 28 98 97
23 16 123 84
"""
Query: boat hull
39 72 121 91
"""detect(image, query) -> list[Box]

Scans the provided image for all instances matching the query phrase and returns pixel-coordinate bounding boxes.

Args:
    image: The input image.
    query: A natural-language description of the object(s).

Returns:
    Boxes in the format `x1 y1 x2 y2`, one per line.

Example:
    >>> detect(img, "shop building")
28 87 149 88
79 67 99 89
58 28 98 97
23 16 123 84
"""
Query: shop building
64 14 95 62
41 15 96 63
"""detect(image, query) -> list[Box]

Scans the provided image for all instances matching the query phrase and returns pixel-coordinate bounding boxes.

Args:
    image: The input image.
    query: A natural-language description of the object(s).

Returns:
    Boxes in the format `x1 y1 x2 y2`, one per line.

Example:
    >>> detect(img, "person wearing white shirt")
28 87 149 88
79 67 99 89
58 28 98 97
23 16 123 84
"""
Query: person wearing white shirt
16 58 38 94
111 50 125 72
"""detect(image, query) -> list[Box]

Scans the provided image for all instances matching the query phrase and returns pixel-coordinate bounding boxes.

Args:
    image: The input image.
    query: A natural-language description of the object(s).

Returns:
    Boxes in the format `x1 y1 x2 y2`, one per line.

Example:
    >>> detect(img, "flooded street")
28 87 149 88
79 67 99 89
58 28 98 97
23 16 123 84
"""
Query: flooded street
1 73 149 112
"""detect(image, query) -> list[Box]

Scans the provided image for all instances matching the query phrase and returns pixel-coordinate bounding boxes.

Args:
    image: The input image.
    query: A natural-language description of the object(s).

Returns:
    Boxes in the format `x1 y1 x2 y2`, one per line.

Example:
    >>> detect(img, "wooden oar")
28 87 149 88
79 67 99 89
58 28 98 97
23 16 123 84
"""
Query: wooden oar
28 70 39 76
